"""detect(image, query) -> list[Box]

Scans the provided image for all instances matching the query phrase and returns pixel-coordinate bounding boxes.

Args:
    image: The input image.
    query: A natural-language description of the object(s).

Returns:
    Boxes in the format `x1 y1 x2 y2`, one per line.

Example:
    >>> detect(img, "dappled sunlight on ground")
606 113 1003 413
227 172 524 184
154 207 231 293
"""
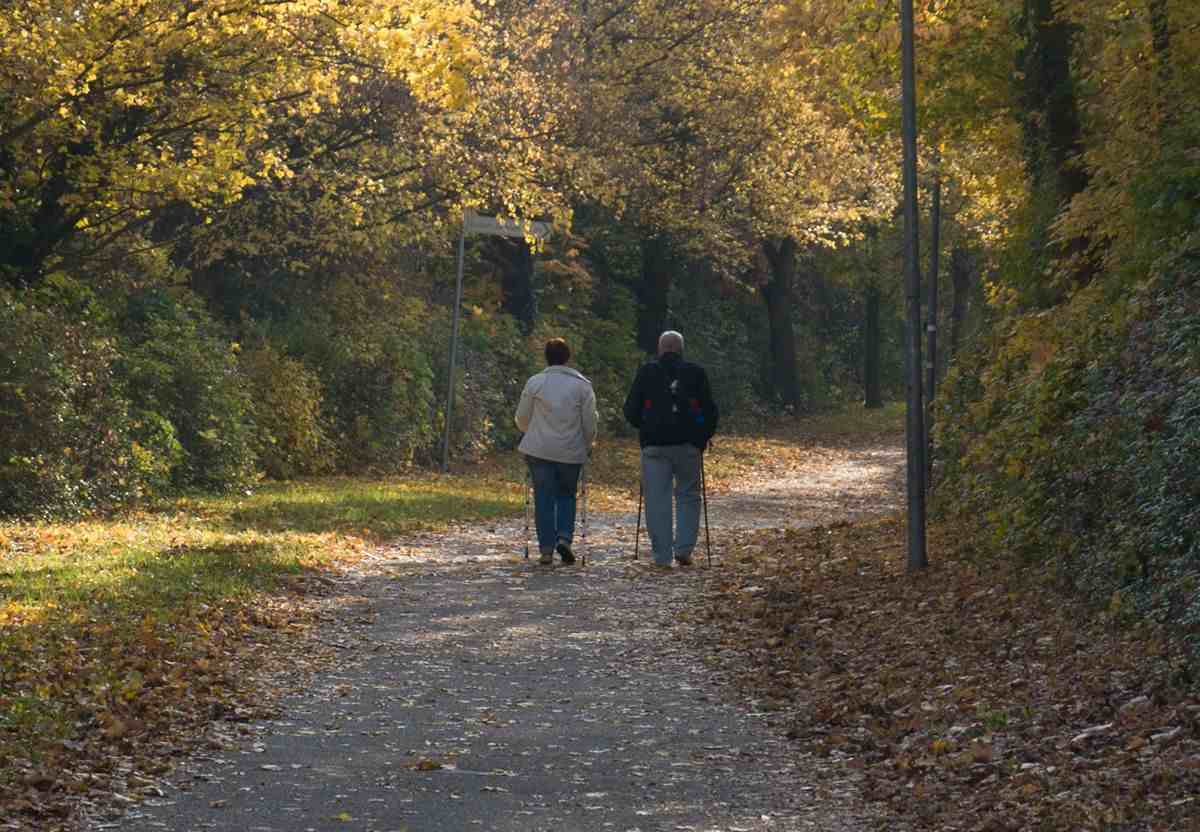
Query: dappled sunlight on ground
112 431 907 832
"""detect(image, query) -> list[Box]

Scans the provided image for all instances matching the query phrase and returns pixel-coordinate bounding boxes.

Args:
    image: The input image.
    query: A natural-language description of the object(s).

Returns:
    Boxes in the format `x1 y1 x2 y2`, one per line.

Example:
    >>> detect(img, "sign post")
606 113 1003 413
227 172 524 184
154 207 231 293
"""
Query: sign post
441 212 550 472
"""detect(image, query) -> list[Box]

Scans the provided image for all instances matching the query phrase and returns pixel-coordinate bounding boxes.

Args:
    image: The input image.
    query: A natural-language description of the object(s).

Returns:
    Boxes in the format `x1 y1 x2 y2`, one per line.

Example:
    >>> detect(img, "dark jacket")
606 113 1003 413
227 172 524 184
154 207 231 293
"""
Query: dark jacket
623 352 719 449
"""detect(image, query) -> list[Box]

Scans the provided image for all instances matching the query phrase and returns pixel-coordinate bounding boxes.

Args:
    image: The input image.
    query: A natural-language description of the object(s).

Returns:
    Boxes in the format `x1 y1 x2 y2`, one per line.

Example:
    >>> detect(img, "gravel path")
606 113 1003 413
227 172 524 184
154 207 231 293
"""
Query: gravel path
114 438 903 832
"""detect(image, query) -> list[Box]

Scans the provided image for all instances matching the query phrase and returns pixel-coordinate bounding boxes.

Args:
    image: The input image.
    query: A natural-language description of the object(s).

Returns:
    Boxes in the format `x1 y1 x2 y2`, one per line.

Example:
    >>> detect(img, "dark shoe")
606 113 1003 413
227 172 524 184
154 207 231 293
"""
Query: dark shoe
675 554 694 566
556 540 576 565
539 550 554 565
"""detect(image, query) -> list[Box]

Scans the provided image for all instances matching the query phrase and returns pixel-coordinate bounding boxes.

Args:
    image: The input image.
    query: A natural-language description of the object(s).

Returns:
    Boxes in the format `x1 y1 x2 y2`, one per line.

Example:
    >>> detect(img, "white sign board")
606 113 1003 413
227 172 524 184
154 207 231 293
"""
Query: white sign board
464 210 550 241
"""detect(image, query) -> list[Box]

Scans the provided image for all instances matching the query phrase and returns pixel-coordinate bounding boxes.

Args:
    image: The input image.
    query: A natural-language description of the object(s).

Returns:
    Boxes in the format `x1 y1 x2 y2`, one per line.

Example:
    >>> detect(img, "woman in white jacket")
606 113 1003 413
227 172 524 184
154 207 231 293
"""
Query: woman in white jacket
515 338 598 565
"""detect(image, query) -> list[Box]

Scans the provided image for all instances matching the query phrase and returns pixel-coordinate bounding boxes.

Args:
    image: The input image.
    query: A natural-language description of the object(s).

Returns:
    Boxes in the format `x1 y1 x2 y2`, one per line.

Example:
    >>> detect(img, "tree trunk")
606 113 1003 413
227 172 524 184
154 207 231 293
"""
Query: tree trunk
1019 0 1094 289
760 237 801 409
925 157 942 482
863 282 883 409
1020 0 1087 203
949 244 974 358
637 235 673 354
487 237 536 334
927 157 942 397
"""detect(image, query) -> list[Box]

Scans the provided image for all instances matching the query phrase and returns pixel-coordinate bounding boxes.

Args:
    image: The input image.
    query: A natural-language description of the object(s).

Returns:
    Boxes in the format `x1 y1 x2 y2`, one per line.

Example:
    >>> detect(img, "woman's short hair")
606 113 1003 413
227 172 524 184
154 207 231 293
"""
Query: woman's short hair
545 337 570 366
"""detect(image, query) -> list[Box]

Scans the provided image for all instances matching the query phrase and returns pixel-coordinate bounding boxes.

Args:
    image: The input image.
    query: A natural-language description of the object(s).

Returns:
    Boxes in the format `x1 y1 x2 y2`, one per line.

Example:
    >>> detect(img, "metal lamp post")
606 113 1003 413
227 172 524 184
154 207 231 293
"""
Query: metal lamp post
900 0 928 570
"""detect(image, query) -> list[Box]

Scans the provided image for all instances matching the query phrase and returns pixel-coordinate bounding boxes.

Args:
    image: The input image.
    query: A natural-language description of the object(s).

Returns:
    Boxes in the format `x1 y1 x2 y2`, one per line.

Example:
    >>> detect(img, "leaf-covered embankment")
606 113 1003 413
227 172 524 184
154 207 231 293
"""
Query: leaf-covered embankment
700 518 1200 831
935 239 1200 668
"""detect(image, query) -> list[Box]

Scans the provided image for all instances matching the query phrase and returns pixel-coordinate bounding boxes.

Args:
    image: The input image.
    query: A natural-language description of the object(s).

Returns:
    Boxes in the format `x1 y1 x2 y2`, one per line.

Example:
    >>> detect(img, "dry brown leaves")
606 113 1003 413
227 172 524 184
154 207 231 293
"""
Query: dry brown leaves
701 517 1200 832
0 579 350 831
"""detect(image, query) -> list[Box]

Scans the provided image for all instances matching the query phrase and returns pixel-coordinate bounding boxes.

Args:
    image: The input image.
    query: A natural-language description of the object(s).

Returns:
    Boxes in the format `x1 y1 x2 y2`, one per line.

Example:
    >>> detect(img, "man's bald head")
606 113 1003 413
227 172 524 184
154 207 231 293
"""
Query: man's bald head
657 330 684 356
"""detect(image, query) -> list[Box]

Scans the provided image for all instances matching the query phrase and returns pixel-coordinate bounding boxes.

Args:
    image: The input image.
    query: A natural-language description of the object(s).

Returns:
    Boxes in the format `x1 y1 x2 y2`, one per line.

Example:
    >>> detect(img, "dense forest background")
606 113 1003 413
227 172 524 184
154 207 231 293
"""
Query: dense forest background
1 2 1198 657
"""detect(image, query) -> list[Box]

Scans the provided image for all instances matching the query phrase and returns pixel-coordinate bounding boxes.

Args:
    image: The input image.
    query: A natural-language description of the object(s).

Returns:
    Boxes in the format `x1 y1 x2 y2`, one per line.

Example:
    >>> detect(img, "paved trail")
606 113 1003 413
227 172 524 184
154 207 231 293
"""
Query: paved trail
115 439 903 832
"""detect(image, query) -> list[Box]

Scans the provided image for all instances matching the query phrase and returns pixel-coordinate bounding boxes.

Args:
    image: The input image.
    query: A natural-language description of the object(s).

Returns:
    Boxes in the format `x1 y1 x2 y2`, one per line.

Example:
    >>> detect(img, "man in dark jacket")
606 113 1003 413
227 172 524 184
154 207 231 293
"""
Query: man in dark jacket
623 330 718 567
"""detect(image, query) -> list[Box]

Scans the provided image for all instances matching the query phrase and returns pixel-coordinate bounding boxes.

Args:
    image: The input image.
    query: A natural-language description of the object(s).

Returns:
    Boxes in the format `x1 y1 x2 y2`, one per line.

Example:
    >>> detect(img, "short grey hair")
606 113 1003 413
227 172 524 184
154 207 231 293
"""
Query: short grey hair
658 330 684 355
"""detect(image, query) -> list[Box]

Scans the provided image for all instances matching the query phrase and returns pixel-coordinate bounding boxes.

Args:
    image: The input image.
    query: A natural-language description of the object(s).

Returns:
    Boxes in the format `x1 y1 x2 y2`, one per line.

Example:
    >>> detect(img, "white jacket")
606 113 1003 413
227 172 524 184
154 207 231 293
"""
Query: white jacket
515 365 597 464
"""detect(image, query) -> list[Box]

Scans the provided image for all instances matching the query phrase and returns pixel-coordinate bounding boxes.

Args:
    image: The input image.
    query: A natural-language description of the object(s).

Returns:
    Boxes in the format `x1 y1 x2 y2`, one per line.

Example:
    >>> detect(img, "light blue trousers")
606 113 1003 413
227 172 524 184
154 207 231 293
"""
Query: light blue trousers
641 444 702 565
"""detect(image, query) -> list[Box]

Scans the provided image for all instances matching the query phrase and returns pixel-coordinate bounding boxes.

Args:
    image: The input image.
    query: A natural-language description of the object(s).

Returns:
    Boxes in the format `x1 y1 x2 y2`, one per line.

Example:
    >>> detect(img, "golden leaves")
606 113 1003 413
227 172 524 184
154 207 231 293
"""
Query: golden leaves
1 0 556 274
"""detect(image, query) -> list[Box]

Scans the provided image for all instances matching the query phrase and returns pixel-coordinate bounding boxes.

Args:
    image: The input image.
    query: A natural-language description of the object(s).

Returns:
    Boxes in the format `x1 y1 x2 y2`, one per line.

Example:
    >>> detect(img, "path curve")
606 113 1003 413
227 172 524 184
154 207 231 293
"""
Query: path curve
114 436 903 832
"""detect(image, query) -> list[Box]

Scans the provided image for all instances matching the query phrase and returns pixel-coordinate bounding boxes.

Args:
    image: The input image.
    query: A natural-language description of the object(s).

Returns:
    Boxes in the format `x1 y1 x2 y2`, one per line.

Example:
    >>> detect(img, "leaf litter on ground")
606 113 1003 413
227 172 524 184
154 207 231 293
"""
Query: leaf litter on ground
697 516 1200 831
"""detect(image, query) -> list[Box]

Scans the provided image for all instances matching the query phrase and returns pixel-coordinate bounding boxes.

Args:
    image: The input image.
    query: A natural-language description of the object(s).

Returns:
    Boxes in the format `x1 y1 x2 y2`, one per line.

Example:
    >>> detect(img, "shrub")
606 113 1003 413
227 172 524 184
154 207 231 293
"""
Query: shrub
333 327 438 471
573 315 643 432
1108 255 1200 662
453 311 539 456
0 278 146 515
240 344 331 479
117 288 257 491
287 288 439 472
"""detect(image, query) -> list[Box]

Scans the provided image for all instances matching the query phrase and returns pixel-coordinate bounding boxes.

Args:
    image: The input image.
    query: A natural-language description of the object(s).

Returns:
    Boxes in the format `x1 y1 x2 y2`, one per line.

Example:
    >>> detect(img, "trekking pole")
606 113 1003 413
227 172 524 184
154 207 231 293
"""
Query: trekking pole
700 451 712 567
523 467 531 559
634 479 643 560
579 462 588 567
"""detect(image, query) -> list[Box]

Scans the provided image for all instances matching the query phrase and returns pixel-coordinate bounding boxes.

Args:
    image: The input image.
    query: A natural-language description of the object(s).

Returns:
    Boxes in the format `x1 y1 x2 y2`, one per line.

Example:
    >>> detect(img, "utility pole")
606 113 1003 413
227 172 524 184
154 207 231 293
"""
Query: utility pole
900 0 928 570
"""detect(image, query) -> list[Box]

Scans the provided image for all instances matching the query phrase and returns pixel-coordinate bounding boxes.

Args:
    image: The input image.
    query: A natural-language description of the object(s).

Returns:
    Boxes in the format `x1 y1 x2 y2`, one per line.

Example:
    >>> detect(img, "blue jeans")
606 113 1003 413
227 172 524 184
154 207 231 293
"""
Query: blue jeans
641 444 702 565
526 456 581 554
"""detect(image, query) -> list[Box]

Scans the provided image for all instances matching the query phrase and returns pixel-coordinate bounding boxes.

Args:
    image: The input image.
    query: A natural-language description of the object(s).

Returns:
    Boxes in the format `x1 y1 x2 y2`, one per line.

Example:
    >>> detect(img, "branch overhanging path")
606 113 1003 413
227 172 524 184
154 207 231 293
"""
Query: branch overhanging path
113 436 904 832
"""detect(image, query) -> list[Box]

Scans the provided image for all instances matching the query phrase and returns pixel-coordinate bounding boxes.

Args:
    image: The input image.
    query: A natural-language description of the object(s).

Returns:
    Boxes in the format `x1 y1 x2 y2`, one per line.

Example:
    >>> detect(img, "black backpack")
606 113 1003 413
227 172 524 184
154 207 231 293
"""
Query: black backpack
636 358 713 446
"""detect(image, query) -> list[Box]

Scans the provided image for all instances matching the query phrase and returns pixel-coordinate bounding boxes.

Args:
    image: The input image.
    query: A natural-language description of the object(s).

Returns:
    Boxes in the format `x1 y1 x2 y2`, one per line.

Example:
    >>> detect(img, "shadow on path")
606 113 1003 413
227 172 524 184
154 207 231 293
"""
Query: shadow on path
114 437 904 832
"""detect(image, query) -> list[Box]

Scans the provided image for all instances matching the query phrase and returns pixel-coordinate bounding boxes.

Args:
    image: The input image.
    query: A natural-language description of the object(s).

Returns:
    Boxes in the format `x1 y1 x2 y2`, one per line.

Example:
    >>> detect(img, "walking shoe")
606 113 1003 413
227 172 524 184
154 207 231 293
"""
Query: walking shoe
539 550 554 565
675 554 694 566
556 540 576 565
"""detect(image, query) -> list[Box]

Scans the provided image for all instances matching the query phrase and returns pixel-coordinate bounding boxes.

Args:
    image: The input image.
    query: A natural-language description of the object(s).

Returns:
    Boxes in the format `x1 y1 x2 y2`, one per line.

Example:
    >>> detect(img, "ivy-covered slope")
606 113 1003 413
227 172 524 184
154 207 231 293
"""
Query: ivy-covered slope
934 236 1200 670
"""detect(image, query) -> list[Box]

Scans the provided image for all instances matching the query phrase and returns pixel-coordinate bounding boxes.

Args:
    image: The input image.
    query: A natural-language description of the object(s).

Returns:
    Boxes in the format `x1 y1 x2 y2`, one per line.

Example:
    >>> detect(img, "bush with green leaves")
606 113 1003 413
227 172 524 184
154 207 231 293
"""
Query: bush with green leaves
117 288 256 491
451 311 539 457
933 235 1200 669
240 344 331 479
335 327 438 471
0 279 149 515
274 281 439 472
573 315 643 432
1104 253 1200 664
